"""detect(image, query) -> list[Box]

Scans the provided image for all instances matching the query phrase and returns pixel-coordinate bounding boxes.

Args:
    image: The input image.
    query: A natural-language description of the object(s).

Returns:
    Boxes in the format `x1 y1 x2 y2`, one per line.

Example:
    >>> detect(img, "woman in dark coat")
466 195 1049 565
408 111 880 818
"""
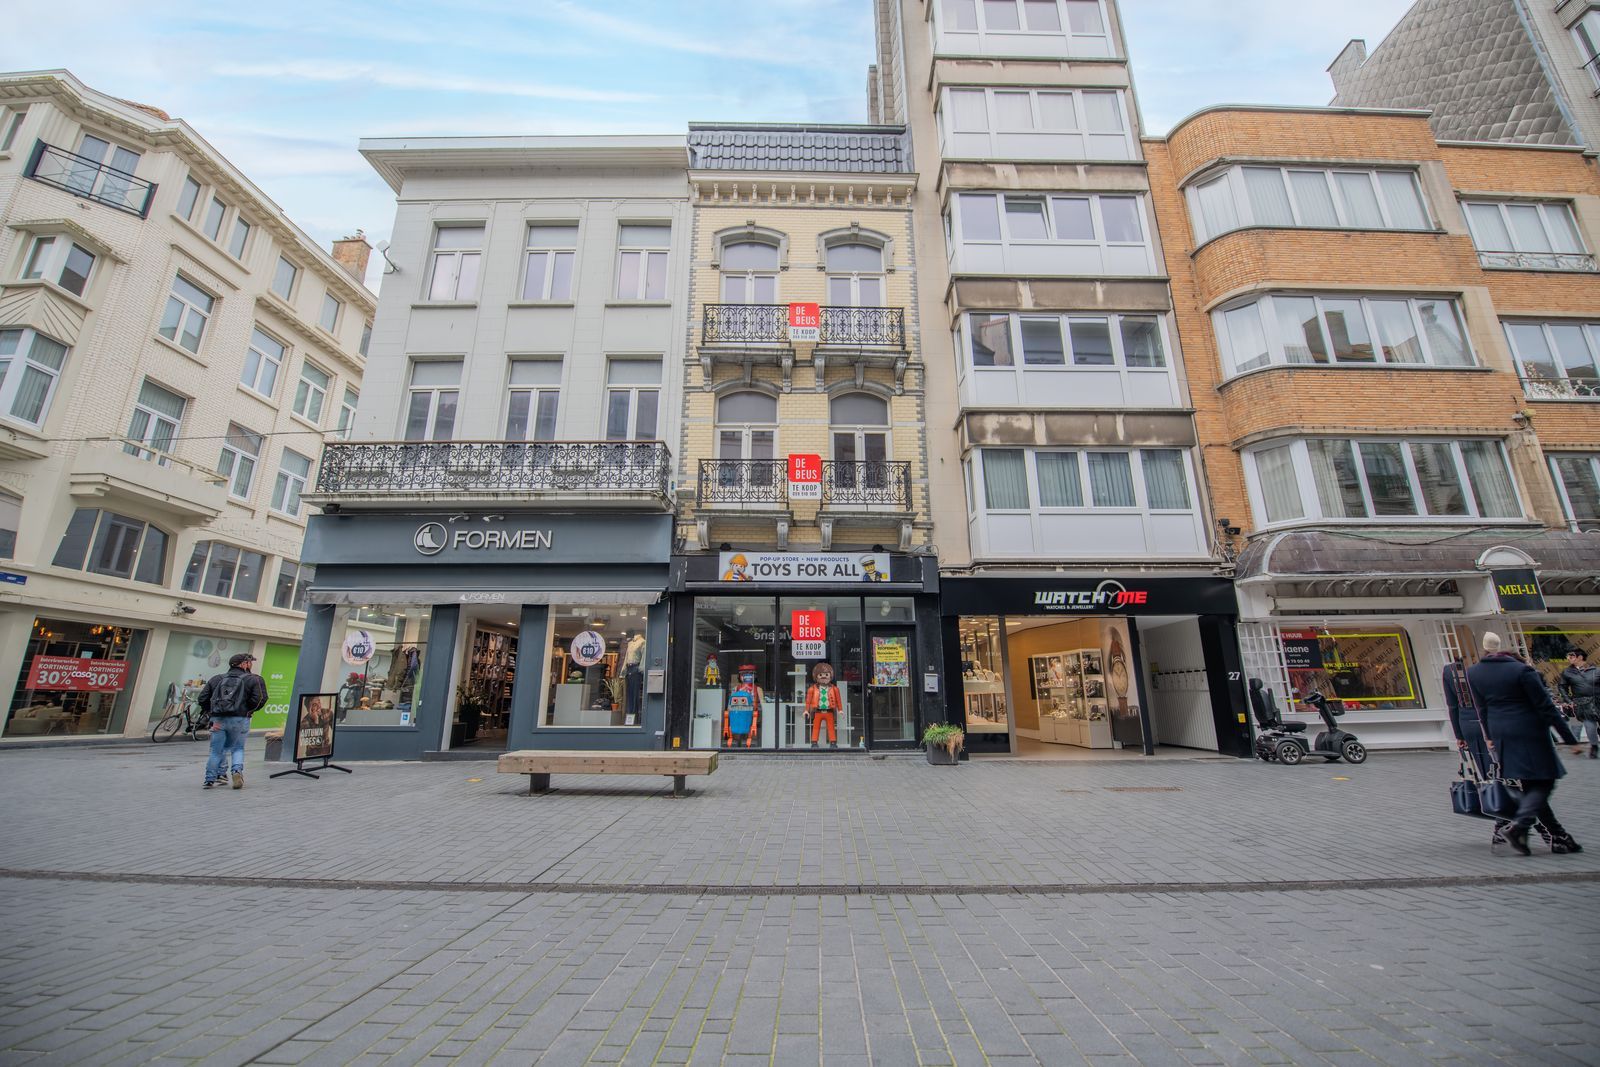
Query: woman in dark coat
1466 633 1582 856
1442 656 1512 848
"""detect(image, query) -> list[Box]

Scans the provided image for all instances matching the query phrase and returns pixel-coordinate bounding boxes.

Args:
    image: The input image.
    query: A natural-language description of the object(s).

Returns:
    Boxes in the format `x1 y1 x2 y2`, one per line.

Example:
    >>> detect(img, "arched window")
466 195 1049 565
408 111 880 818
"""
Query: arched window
721 241 780 304
824 242 885 306
714 390 779 494
829 392 890 490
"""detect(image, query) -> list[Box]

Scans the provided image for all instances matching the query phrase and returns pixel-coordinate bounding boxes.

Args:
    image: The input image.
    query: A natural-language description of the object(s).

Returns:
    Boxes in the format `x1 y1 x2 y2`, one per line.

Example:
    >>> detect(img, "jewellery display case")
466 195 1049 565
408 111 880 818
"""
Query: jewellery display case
1030 648 1116 749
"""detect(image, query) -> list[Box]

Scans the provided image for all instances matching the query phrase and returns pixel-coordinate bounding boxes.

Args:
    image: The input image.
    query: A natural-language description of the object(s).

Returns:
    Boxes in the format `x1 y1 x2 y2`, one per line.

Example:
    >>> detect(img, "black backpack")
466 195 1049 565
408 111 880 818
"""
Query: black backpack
211 673 254 716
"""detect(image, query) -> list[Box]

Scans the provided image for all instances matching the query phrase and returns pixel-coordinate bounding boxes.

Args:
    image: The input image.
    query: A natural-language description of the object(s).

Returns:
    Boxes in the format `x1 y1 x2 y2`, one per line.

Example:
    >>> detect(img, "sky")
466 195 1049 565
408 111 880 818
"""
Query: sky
2 0 1417 290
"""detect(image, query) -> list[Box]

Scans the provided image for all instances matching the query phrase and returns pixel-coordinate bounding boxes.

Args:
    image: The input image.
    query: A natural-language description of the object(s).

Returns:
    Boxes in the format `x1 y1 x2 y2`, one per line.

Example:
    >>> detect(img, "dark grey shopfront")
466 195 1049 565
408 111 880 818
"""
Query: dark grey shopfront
289 511 672 761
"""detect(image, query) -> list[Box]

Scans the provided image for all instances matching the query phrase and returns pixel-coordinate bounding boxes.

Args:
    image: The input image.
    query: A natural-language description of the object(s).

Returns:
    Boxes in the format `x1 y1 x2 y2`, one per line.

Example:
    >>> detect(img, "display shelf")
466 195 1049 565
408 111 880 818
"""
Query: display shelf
1030 647 1115 749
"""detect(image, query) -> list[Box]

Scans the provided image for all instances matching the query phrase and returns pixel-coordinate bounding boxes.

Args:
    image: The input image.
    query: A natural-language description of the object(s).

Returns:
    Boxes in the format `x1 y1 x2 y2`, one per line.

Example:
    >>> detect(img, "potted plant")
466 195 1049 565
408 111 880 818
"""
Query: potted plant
922 723 964 766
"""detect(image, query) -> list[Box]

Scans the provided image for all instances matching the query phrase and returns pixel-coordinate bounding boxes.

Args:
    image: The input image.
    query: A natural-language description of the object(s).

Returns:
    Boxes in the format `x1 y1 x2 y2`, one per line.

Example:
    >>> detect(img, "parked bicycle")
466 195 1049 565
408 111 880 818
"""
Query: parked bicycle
151 687 212 743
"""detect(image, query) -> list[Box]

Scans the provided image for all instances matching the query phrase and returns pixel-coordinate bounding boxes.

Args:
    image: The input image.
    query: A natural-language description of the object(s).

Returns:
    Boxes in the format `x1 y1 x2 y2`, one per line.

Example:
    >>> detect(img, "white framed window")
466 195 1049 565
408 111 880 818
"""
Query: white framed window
830 393 892 494
271 449 313 517
274 559 315 611
1212 293 1473 377
0 106 29 154
616 223 671 300
715 391 779 462
0 490 18 558
404 360 462 440
241 326 285 398
52 507 169 585
336 386 359 438
604 358 662 440
938 86 1131 160
1550 452 1600 531
175 174 201 220
1574 9 1600 89
319 293 342 333
1462 200 1592 271
824 242 885 306
217 423 262 500
505 359 562 441
358 322 371 358
426 223 484 301
182 540 266 602
293 361 331 424
935 0 1111 57
201 195 228 241
227 216 252 260
1187 165 1431 245
948 192 1153 275
69 134 142 206
720 240 780 303
158 274 215 354
522 224 577 301
124 379 186 464
272 256 298 300
1503 320 1600 399
1243 437 1522 528
964 311 1167 369
0 328 69 426
19 235 96 297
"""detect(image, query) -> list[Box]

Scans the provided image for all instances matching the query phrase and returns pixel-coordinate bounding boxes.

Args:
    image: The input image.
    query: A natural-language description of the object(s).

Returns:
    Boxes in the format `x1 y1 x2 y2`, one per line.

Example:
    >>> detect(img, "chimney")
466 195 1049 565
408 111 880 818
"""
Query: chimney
1327 39 1368 98
867 65 881 125
331 230 372 283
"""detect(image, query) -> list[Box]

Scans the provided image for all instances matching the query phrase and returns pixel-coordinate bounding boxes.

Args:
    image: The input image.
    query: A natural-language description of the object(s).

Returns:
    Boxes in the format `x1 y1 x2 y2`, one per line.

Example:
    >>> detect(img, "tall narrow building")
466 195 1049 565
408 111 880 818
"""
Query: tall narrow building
874 1 1249 758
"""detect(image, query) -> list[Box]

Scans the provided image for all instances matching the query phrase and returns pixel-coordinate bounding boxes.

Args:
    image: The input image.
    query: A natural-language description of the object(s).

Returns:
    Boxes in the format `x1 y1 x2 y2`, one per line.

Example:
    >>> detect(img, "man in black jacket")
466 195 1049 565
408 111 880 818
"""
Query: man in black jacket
1558 648 1600 759
199 652 269 790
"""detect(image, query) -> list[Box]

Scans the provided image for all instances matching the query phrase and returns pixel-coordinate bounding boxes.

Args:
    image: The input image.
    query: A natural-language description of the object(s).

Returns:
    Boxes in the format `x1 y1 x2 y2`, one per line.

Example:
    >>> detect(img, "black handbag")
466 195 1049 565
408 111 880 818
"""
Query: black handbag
1451 758 1491 819
1463 680 1523 820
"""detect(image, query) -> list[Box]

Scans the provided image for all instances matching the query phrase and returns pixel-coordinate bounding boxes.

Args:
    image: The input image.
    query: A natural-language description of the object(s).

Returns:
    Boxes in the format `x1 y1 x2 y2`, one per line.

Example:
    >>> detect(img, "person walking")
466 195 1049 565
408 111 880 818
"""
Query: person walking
199 652 268 790
1442 654 1516 848
1558 648 1600 760
1466 633 1582 856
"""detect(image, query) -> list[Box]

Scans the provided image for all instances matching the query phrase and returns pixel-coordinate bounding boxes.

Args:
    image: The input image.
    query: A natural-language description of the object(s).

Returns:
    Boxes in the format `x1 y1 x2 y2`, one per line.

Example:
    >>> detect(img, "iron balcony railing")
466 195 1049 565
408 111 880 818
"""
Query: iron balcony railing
314 440 673 498
25 141 157 217
1478 249 1598 272
823 460 911 509
701 304 906 347
697 459 787 506
1520 375 1600 401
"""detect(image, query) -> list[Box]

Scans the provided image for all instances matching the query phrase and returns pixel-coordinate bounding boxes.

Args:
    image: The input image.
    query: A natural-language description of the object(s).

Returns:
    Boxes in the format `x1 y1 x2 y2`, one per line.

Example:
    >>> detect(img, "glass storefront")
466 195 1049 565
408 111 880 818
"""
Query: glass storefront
543 604 650 728
333 607 429 728
5 616 146 737
1280 627 1424 711
959 616 1008 740
148 630 252 727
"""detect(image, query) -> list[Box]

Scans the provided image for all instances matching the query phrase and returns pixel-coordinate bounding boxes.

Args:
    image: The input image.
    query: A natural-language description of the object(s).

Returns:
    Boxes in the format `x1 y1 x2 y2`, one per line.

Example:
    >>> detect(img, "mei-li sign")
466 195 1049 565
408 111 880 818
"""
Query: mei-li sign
1490 568 1545 612
788 454 822 500
788 302 820 342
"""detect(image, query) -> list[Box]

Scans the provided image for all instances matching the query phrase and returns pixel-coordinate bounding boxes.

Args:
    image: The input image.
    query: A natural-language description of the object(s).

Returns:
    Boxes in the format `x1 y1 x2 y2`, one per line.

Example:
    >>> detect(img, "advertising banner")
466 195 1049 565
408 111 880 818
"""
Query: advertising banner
718 551 891 583
258 643 298 730
294 693 338 762
26 655 129 692
871 636 909 688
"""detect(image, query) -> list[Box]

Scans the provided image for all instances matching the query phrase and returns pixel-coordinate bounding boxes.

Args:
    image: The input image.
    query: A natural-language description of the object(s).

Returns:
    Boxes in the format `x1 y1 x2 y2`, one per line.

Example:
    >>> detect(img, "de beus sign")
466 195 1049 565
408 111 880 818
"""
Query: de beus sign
1490 567 1545 613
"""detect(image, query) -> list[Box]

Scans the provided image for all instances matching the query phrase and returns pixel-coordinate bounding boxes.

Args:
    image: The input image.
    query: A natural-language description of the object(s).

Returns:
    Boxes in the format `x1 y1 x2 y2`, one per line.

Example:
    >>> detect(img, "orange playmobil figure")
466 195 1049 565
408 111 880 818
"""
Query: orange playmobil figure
806 662 842 748
725 663 762 747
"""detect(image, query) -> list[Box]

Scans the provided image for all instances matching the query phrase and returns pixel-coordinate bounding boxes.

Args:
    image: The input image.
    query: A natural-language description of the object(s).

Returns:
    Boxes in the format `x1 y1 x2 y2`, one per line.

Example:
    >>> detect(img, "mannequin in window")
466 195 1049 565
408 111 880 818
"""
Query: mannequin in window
623 631 646 718
725 663 763 747
806 662 842 749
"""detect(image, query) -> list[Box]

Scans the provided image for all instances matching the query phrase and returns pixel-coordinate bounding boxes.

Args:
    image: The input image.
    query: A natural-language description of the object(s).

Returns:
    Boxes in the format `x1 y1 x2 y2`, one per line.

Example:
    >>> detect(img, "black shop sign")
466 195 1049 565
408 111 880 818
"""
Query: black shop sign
1490 568 1545 613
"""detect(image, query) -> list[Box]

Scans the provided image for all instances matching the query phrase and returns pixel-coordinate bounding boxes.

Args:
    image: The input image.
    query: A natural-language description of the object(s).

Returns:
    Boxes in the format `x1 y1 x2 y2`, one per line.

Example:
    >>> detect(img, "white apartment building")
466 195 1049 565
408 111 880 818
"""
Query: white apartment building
0 70 374 741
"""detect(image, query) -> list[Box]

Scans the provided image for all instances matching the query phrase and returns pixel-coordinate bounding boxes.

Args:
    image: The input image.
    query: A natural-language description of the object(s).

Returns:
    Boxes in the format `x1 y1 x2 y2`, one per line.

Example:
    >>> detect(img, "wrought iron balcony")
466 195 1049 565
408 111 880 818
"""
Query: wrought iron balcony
312 440 673 504
701 304 788 344
697 459 788 507
819 306 905 348
25 141 156 217
1478 250 1598 272
823 460 911 509
1520 375 1600 400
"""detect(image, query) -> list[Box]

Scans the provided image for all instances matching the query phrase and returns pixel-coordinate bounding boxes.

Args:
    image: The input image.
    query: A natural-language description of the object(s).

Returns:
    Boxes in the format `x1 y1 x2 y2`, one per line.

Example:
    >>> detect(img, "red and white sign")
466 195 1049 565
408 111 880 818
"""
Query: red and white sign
26 655 130 693
791 610 827 642
788 302 820 342
788 453 822 500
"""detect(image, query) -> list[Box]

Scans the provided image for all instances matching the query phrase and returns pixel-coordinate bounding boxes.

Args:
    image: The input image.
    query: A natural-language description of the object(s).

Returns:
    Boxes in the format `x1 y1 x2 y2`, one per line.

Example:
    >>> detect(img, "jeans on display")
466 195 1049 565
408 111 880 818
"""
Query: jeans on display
205 716 251 781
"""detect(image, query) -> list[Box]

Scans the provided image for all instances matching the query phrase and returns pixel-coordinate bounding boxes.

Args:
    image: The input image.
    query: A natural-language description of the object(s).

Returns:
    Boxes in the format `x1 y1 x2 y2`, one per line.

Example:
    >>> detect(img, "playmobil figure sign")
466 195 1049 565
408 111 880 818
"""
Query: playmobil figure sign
719 551 891 583
788 453 822 500
788 302 820 342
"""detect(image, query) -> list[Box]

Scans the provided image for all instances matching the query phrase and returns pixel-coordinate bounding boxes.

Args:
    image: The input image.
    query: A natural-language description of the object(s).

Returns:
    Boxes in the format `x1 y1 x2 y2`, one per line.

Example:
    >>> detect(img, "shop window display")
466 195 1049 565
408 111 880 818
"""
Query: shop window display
5 617 143 737
333 607 428 727
1519 626 1600 695
543 605 648 727
1281 627 1424 711
148 631 251 727
960 616 1008 736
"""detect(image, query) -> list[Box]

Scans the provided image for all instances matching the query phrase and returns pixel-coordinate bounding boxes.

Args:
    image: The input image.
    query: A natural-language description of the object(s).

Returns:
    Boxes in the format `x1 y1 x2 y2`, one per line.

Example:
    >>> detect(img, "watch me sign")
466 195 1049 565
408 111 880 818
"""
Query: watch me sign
1033 579 1149 612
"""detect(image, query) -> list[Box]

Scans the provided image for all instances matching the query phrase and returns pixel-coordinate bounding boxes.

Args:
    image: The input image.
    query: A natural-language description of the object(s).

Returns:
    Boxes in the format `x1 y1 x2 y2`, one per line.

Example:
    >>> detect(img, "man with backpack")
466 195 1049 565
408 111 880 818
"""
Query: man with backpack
199 652 269 790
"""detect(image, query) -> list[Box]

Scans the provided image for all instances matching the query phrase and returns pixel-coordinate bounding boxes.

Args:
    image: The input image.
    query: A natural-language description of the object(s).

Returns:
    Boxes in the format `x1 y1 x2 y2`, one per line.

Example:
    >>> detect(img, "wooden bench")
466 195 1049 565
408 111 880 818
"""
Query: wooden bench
497 749 719 797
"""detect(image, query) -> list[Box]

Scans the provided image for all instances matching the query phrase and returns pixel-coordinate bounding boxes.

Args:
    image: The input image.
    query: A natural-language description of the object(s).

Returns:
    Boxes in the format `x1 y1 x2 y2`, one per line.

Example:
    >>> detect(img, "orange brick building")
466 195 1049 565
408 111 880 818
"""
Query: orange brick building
1146 105 1600 748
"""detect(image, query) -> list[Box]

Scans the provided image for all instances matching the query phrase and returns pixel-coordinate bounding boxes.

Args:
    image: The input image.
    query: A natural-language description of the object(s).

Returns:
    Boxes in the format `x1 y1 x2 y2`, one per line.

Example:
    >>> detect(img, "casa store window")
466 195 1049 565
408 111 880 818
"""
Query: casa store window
5 617 147 738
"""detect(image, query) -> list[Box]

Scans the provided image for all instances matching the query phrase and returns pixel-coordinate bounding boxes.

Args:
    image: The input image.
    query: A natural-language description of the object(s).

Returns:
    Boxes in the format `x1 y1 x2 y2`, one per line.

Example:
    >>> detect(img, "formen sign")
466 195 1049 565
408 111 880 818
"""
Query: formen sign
413 522 554 556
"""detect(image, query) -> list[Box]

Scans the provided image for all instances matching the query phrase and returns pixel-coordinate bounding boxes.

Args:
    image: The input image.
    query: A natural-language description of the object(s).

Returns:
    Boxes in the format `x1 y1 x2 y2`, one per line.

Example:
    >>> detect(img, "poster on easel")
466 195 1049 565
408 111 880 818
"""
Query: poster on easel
272 693 353 781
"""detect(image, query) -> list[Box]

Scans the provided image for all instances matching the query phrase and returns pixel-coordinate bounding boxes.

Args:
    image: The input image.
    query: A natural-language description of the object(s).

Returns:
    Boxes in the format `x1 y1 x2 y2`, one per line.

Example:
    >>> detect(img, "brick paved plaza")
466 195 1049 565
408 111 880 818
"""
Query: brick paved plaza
0 744 1597 1065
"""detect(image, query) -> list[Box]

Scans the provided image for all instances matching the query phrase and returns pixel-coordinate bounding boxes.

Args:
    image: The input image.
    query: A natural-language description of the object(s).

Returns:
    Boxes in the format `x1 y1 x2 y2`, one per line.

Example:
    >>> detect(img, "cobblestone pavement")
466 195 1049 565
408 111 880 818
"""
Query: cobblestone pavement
0 744 1597 1064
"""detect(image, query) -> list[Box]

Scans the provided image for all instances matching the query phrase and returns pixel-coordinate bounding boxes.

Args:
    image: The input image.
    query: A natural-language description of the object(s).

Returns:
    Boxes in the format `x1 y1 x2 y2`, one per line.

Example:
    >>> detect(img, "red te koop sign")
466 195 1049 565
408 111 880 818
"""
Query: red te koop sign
788 453 822 500
788 302 820 341
791 610 826 642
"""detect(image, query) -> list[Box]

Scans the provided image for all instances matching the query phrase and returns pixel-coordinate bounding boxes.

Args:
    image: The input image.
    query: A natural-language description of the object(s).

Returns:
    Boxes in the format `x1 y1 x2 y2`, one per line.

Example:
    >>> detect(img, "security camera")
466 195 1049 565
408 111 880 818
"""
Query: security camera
173 602 197 616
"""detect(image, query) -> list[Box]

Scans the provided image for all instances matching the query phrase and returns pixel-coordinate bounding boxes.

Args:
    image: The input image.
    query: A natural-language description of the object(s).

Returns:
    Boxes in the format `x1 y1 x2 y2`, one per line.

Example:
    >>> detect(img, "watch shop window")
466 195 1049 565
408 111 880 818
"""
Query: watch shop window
157 274 215 354
604 358 661 441
20 235 97 297
1280 627 1424 711
51 508 169 585
1213 294 1473 377
1245 437 1522 527
123 379 186 464
216 423 262 500
543 605 650 727
1188 165 1430 245
0 328 69 427
403 360 462 440
240 326 285 398
293 361 331 424
1462 200 1591 272
274 560 315 611
506 359 562 441
182 540 266 603
522 224 577 301
426 224 484 302
271 449 313 518
615 223 671 300
1551 453 1600 532
1503 321 1600 400
272 255 298 300
0 491 19 558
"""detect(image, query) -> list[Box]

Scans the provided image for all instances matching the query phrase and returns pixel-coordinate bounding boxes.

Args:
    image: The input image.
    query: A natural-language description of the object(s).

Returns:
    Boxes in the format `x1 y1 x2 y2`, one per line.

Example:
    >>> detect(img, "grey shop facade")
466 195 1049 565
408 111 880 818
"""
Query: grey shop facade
289 510 672 761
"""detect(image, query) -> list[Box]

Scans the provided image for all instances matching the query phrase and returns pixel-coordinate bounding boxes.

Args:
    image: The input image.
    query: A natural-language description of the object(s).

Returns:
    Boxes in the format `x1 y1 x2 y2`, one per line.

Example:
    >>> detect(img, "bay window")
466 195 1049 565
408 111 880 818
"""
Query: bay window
959 311 1175 407
948 192 1153 275
939 86 1131 160
1245 438 1522 527
1213 294 1472 376
20 235 96 297
52 508 169 585
935 0 1111 57
0 328 69 426
1503 321 1600 399
1550 453 1600 531
1188 165 1431 245
1462 200 1592 271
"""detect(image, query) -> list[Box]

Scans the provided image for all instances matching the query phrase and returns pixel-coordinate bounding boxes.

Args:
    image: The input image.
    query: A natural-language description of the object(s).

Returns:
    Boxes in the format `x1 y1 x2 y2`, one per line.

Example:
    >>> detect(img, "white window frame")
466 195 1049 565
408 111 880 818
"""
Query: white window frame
319 293 342 334
175 173 201 221
1548 452 1600 532
0 489 18 559
124 379 186 465
1242 437 1525 529
1502 319 1600 399
937 85 1132 159
505 359 562 442
823 242 886 307
336 385 359 439
227 215 252 260
157 274 215 354
615 223 671 301
521 223 578 301
1186 165 1432 245
719 239 782 304
182 540 267 603
358 321 371 358
272 255 299 300
0 328 69 427
1574 10 1600 90
934 0 1113 57
241 326 286 398
948 191 1152 269
201 195 228 242
1461 199 1594 271
19 234 96 298
271 448 313 518
403 360 462 441
1212 293 1476 377
971 446 1193 515
960 310 1170 379
426 223 485 302
603 358 663 441
292 360 332 424
0 105 29 154
217 423 263 500
69 134 141 207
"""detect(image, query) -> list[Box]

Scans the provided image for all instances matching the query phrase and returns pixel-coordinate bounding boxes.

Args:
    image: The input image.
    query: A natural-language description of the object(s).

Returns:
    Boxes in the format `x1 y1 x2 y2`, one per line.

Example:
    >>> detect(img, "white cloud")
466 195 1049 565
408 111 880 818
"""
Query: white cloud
211 60 659 104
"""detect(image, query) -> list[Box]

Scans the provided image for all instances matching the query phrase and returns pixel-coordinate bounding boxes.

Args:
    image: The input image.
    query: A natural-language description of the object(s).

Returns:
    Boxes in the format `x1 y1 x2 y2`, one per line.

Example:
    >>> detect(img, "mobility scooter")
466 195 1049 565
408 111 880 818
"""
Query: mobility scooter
1248 678 1368 765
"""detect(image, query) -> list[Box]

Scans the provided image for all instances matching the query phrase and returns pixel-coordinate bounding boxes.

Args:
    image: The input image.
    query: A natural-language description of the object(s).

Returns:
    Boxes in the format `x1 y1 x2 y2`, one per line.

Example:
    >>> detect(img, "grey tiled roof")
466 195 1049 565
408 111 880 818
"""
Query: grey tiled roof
1235 528 1600 580
688 124 911 174
1330 0 1577 146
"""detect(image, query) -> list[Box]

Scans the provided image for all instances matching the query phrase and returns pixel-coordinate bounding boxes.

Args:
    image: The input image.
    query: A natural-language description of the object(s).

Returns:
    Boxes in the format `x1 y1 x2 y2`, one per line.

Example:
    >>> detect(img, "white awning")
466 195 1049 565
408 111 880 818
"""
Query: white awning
307 589 661 607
